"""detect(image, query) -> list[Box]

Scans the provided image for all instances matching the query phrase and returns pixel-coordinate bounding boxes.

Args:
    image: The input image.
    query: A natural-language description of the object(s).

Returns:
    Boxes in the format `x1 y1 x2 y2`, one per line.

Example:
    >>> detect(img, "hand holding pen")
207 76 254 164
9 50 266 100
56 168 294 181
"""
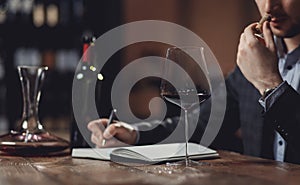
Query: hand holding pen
101 109 117 146
87 109 138 148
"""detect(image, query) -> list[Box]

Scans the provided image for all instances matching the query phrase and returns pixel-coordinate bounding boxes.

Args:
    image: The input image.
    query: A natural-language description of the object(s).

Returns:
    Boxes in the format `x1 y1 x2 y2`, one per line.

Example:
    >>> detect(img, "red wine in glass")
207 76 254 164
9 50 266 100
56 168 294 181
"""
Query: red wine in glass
160 46 211 166
162 91 211 110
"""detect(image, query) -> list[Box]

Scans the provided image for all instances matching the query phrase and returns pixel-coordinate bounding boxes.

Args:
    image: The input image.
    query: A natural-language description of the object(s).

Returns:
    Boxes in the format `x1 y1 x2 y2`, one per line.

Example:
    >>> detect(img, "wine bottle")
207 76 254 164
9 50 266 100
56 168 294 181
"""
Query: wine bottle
70 35 97 148
0 50 8 135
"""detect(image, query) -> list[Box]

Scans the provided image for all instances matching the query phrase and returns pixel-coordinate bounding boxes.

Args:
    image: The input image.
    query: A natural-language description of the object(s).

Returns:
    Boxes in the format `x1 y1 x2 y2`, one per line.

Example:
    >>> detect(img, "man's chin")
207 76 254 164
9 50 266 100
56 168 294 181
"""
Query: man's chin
271 26 300 38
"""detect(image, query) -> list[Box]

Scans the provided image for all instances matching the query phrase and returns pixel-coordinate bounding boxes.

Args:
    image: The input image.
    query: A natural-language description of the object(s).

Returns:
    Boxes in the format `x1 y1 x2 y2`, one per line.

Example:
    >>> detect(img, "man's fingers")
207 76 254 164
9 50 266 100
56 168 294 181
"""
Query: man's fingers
103 124 118 140
87 119 136 147
88 119 110 147
87 119 109 130
102 122 134 139
102 138 129 148
244 23 259 43
263 21 276 52
87 120 103 137
237 32 246 66
91 134 103 147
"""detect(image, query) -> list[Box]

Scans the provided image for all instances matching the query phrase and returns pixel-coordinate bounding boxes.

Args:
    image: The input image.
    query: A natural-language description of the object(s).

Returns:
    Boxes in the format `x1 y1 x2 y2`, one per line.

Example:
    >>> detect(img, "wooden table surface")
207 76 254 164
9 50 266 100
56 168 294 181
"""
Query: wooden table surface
0 150 299 185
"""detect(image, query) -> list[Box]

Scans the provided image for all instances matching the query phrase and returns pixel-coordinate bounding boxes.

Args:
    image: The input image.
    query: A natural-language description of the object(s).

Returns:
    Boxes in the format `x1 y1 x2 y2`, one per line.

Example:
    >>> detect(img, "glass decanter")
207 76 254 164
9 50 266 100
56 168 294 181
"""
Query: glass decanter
0 66 69 156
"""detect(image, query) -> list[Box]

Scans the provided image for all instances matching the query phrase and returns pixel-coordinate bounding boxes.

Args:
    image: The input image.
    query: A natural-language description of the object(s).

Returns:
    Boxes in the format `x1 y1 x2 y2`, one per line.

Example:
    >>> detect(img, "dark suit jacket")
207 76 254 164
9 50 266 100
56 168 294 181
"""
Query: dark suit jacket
137 67 300 164
211 67 300 164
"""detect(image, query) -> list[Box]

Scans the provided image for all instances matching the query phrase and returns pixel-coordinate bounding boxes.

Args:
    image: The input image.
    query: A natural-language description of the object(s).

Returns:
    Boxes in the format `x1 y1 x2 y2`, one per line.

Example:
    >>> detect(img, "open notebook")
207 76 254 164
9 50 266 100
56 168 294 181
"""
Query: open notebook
72 143 218 164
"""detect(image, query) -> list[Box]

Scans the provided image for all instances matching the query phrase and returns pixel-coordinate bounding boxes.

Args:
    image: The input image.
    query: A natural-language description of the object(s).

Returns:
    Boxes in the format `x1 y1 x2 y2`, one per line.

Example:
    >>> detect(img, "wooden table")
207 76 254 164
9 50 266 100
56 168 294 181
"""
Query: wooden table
0 150 299 185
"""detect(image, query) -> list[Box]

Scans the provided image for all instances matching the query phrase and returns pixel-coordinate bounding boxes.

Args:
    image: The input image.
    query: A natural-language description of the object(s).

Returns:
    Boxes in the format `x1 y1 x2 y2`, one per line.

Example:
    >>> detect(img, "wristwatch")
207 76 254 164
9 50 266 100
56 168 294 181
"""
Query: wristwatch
261 87 276 100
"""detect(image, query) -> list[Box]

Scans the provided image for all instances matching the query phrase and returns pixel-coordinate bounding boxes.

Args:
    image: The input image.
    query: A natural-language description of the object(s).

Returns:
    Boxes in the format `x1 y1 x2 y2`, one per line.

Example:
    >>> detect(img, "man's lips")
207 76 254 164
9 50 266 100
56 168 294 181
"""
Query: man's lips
270 16 287 23
270 16 288 27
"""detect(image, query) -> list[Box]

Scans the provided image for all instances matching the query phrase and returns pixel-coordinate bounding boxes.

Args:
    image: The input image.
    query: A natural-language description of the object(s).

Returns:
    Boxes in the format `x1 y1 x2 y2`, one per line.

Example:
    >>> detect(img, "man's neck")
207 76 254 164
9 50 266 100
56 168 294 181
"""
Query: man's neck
284 34 300 53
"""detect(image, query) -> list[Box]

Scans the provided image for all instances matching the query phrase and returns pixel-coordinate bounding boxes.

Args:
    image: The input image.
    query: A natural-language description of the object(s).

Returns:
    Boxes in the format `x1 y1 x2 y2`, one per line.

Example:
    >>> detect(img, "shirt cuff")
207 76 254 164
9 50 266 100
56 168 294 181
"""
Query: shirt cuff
130 124 140 145
259 81 289 112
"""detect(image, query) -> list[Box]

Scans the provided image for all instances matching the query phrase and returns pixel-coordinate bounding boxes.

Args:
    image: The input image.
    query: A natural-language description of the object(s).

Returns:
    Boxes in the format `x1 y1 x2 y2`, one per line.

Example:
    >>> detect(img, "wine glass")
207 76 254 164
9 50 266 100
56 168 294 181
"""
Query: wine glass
0 66 69 156
160 46 211 166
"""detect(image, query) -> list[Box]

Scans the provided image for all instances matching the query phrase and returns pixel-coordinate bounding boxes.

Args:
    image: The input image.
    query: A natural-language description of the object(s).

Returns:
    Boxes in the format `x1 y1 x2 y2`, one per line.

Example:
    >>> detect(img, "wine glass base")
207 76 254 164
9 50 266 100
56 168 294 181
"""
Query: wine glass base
0 130 69 156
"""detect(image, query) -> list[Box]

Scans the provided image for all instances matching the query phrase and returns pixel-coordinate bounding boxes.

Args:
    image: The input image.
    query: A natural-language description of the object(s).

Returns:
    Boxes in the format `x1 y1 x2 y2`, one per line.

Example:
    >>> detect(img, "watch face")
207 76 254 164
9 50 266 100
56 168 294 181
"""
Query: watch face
262 88 276 100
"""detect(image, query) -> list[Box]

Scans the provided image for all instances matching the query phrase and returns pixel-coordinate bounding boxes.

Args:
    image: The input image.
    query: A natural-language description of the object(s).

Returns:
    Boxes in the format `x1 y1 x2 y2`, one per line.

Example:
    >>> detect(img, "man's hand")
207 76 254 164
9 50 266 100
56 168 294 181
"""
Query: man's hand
87 119 137 148
237 21 283 94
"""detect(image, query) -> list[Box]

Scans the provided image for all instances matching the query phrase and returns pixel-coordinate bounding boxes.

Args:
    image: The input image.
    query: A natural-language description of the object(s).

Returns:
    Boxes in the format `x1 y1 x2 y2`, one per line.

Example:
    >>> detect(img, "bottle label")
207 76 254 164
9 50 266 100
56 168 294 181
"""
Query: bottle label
82 43 89 63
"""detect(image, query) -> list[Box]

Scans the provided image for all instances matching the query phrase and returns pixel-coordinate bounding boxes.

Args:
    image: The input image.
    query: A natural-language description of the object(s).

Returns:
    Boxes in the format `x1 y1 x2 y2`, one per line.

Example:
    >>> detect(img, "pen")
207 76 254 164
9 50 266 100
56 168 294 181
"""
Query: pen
102 109 117 146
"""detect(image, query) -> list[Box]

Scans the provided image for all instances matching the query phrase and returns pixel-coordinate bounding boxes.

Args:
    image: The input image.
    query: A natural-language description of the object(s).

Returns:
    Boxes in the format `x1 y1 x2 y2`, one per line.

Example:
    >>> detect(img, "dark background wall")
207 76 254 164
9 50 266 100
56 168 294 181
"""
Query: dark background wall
0 0 260 139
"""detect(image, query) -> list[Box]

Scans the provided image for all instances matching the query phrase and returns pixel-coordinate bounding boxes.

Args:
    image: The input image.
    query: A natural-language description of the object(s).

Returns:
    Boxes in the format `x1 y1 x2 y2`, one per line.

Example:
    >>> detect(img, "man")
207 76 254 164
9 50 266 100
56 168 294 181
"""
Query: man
88 0 300 164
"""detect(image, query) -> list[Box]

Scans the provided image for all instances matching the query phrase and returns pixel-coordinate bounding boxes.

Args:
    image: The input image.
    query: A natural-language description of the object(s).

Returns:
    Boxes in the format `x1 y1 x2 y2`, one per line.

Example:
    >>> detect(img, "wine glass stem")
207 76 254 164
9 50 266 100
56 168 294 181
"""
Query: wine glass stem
184 109 189 165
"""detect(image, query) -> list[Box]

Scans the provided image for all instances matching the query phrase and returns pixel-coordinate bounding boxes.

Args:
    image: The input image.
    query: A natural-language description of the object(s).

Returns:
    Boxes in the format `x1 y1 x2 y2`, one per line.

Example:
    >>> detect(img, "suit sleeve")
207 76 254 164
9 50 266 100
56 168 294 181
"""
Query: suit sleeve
133 118 179 145
264 84 300 164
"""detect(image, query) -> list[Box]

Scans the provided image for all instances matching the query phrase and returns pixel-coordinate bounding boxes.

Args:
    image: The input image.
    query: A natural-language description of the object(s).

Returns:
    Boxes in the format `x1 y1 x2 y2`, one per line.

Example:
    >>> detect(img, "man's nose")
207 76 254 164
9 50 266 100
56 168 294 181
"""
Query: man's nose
264 0 280 14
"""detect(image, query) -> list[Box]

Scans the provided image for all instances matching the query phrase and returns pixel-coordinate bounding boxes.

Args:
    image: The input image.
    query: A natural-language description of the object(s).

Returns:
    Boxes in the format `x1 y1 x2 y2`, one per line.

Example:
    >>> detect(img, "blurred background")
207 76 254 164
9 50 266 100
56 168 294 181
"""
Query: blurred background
0 0 260 141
